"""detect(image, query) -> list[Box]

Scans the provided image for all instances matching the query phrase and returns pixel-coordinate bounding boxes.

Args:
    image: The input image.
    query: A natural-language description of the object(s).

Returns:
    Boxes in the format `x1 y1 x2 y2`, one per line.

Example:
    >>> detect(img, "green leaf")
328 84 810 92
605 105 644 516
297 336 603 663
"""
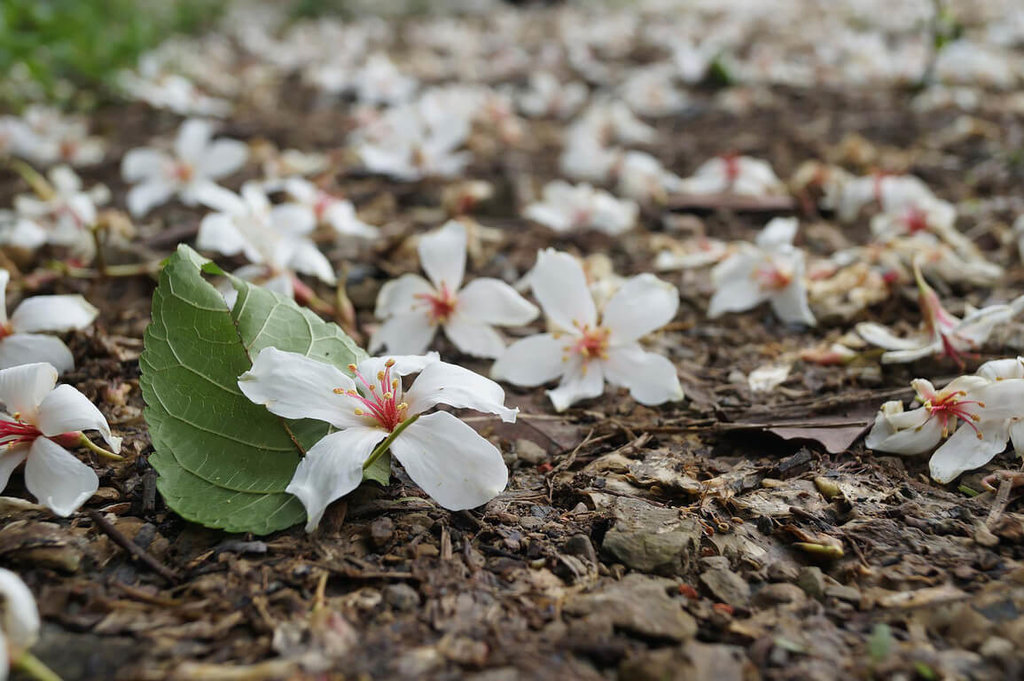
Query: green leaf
140 245 375 534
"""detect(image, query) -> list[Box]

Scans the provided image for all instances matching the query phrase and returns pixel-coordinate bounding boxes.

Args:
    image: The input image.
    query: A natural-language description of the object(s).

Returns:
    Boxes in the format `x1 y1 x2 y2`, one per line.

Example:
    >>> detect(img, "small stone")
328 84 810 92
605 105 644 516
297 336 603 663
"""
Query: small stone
515 439 548 464
565 573 697 641
439 634 488 666
369 517 394 549
825 584 861 605
979 636 1013 659
751 583 806 608
973 521 1000 548
384 583 420 611
600 498 702 576
519 516 544 531
766 562 798 582
415 543 440 558
699 556 731 571
564 534 597 564
796 566 825 600
619 641 754 681
699 568 751 607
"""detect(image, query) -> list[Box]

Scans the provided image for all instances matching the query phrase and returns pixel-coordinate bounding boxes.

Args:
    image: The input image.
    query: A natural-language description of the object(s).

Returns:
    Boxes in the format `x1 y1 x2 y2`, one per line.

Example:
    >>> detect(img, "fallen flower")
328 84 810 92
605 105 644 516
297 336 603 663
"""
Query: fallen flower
371 221 538 358
679 154 785 197
196 182 336 300
708 217 816 326
7 165 109 254
524 180 638 235
0 363 121 517
865 371 1024 483
0 269 98 373
281 178 379 239
239 349 515 531
0 568 41 681
492 249 683 411
121 118 248 217
856 263 1024 365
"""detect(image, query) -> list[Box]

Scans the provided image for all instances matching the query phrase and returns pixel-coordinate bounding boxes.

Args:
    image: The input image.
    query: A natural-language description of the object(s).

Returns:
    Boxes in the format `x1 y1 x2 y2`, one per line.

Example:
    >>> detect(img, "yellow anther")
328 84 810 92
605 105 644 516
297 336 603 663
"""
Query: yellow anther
385 358 396 367
397 402 408 411
354 408 364 416
377 371 385 381
976 432 983 440
368 384 377 392
392 379 399 389
383 392 393 400
347 363 357 372
971 414 981 421
978 401 986 408
333 388 345 394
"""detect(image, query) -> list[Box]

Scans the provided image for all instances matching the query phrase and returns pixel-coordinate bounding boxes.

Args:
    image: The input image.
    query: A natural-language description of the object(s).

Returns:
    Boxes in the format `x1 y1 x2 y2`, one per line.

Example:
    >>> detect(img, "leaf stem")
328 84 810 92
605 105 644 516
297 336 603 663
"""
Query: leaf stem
14 652 63 681
363 415 419 471
79 434 123 461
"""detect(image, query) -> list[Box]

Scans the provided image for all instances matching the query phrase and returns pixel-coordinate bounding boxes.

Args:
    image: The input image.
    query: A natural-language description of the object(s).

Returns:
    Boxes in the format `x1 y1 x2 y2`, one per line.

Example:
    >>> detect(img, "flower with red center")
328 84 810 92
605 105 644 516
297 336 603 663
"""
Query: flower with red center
371 221 538 358
523 181 638 235
239 348 517 532
492 249 684 412
857 262 1024 365
122 118 248 217
708 218 816 326
0 363 121 517
679 154 785 197
282 178 379 239
0 269 98 374
866 370 1024 483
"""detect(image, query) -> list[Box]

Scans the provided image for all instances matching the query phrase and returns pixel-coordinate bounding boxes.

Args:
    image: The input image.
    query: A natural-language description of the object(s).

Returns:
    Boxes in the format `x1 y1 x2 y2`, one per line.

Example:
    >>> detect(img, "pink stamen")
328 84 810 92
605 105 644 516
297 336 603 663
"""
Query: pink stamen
340 360 406 432
753 264 792 291
0 418 41 447
567 323 610 361
722 154 740 185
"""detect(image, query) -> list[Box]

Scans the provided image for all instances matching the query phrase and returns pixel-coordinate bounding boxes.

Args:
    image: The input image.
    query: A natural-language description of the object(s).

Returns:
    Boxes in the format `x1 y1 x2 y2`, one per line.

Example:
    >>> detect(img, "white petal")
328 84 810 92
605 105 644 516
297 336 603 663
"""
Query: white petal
0 363 57 421
491 333 568 386
973 379 1024 421
881 344 941 364
524 203 572 232
238 347 366 430
287 241 337 285
0 335 74 374
286 427 385 532
0 449 28 497
856 322 925 350
174 119 214 161
374 274 433 319
324 202 378 237
601 274 678 344
0 567 39 650
126 180 175 217
929 420 1010 484
0 269 8 324
193 183 244 214
864 407 941 454
405 361 517 422
121 148 169 183
11 295 97 333
36 384 119 451
442 316 506 359
390 411 508 510
197 213 247 257
356 353 440 381
708 253 766 317
195 139 248 179
368 313 437 355
769 279 816 326
1009 420 1024 457
547 358 604 411
756 217 798 249
1 218 49 251
530 249 597 331
601 344 683 406
419 220 467 291
271 204 316 237
457 279 539 326
24 437 98 517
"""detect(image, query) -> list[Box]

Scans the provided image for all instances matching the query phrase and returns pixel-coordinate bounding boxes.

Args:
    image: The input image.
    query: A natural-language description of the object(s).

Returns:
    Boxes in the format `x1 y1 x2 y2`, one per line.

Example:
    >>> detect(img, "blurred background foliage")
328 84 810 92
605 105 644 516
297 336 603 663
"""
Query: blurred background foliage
0 0 223 107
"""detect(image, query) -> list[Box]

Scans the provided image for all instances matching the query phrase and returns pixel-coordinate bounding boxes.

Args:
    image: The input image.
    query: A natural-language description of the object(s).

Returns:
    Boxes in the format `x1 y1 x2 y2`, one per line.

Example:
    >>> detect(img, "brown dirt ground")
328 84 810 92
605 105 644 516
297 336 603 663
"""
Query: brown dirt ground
3 76 1024 681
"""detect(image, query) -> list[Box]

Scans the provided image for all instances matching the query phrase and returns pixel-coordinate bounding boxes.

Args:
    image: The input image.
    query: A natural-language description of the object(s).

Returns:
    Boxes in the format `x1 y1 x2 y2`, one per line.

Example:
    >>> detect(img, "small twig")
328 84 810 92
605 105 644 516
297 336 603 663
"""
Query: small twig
87 510 180 584
986 473 1015 529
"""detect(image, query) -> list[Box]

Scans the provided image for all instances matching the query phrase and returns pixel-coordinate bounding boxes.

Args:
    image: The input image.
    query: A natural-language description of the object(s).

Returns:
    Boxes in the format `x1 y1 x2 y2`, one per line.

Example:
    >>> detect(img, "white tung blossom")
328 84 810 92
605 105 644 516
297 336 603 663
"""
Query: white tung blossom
5 166 109 253
239 349 515 531
0 568 40 680
708 218 816 326
524 181 638 235
121 118 248 217
371 221 538 358
492 249 684 411
0 270 98 373
0 363 120 517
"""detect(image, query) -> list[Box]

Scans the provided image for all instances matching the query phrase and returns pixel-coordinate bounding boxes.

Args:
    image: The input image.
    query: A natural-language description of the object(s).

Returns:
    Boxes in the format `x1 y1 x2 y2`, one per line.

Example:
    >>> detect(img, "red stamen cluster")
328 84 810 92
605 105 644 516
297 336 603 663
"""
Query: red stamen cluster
903 207 929 234
173 162 195 183
921 389 985 439
0 417 41 448
336 359 407 432
415 283 458 324
753 263 792 291
568 323 610 361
